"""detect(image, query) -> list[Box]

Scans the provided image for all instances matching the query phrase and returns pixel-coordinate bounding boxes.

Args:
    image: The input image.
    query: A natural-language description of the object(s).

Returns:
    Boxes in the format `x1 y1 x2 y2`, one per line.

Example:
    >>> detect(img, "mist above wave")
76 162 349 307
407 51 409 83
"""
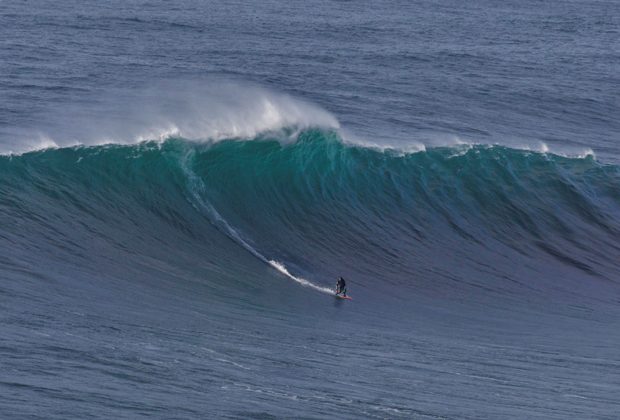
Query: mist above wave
4 80 340 154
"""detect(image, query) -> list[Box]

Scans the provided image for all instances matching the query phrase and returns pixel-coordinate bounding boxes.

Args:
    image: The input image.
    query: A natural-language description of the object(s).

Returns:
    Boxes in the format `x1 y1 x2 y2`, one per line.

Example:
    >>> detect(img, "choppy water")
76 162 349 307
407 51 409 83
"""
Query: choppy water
1 1 620 418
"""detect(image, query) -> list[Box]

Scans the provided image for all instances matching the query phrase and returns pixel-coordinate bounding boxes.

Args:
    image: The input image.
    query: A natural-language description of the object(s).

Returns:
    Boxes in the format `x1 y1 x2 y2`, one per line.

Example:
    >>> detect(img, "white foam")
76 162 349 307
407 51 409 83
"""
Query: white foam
268 260 334 294
367 130 598 160
5 79 340 154
511 141 595 159
346 139 427 156
2 134 59 155
30 136 59 151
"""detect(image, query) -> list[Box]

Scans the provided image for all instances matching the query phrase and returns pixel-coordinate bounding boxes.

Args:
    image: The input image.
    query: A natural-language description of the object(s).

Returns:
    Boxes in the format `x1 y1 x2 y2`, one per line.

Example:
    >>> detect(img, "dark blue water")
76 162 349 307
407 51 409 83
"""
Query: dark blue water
2 1 620 418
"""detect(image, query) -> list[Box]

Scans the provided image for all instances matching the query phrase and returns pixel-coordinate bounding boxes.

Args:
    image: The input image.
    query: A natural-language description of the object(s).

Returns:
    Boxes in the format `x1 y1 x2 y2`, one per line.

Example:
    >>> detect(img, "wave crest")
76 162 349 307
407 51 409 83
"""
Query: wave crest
4 80 340 154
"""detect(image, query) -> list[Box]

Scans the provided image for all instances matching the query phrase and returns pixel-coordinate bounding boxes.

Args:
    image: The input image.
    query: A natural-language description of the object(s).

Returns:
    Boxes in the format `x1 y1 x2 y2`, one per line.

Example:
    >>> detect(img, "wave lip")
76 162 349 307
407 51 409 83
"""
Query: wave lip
2 81 340 155
127 82 341 143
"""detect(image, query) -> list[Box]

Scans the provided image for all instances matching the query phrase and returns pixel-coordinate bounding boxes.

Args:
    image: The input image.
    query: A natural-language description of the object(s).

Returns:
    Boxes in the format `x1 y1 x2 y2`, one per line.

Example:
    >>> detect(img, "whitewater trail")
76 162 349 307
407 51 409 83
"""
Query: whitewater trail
179 150 334 295
266 260 334 294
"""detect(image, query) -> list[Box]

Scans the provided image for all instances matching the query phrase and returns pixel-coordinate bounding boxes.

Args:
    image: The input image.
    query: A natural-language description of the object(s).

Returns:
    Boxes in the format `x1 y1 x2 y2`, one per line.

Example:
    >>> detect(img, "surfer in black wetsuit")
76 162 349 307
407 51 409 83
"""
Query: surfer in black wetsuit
336 277 347 296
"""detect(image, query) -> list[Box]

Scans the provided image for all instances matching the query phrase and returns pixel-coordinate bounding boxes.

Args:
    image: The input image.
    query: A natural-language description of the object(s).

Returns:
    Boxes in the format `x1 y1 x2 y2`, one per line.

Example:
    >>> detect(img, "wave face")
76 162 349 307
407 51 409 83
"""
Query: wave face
2 129 619 305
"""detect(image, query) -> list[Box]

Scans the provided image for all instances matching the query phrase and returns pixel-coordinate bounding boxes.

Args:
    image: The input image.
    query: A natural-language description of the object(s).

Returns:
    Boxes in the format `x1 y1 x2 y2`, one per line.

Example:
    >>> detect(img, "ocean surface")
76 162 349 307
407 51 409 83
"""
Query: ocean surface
1 0 620 418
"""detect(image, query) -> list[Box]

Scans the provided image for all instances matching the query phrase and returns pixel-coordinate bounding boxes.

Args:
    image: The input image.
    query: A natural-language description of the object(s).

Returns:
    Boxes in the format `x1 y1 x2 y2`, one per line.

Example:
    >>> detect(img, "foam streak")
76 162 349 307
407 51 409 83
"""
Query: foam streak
180 151 333 295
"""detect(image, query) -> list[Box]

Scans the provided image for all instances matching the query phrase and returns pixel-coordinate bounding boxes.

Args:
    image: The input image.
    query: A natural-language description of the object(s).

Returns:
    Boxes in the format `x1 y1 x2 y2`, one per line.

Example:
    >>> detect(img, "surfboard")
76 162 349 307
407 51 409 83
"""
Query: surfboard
335 294 352 300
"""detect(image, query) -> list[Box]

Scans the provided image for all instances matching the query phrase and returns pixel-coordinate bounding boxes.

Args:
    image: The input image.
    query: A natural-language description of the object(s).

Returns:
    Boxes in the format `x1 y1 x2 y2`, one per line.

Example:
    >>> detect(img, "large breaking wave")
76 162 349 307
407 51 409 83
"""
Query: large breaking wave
2 129 619 304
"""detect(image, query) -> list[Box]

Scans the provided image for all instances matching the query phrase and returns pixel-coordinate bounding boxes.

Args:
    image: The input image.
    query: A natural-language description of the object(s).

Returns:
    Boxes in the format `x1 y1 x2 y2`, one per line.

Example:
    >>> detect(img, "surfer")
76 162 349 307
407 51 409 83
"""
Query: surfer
336 277 347 296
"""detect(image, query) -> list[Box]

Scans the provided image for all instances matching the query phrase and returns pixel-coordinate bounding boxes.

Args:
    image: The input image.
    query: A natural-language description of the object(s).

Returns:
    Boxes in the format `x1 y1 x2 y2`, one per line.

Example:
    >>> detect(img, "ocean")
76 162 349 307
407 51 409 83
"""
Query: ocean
1 0 619 418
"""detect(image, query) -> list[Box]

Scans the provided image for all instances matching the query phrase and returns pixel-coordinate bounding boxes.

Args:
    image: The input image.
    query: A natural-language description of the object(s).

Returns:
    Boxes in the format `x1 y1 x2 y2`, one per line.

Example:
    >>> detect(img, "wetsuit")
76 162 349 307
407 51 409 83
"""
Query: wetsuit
336 278 347 296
